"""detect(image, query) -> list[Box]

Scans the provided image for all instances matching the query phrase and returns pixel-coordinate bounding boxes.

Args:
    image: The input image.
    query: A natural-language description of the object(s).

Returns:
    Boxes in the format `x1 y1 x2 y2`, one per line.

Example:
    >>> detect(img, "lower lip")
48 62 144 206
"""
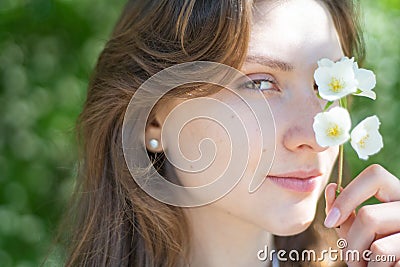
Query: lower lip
267 176 320 192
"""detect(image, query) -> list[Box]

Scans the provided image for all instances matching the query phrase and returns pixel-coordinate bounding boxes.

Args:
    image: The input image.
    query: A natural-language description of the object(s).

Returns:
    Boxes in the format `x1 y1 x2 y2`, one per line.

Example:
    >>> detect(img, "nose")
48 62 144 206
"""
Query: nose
282 90 328 153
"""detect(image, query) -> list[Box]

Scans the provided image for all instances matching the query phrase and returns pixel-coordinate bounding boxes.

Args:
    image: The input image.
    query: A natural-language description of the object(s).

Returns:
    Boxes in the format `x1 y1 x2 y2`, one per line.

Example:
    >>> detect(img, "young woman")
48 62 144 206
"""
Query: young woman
63 0 400 266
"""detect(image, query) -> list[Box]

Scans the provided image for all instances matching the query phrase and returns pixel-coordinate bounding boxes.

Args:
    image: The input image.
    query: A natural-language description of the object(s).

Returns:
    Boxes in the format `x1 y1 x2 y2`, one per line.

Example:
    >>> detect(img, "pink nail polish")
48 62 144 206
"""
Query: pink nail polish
324 207 341 228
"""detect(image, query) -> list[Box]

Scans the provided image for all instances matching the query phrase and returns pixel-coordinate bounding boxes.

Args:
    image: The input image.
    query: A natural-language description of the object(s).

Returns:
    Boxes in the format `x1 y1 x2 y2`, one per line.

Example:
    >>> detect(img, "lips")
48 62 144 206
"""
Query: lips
267 170 323 192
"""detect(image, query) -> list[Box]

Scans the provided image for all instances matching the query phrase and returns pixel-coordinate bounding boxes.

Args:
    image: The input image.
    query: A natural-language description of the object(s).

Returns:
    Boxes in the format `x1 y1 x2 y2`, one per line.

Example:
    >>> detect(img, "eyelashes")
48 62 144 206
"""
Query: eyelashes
242 73 320 95
242 74 280 92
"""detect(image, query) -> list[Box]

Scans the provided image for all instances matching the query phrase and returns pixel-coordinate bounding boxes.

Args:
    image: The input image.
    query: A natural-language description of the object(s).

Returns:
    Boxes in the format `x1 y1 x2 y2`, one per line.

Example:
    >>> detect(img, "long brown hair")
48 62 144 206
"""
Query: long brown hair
62 0 364 266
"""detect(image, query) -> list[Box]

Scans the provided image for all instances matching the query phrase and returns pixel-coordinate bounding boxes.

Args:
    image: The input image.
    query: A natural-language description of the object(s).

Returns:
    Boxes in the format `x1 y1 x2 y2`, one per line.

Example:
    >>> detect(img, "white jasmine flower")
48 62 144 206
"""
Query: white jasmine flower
352 62 377 100
313 107 352 147
314 57 359 101
350 115 383 160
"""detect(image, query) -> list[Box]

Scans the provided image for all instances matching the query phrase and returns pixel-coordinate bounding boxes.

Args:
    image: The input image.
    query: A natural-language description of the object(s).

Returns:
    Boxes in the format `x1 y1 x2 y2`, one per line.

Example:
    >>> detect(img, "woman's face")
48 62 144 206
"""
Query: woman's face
156 0 343 235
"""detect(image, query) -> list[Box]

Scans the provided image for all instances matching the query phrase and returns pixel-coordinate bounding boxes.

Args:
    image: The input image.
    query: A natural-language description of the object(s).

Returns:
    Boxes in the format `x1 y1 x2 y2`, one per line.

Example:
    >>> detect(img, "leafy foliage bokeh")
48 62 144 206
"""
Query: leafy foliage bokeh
0 1 399 266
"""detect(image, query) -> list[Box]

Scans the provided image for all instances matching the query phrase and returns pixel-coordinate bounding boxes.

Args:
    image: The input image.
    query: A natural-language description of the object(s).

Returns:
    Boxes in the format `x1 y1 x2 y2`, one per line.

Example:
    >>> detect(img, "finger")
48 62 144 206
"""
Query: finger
345 202 400 267
325 183 355 236
325 183 336 214
335 213 356 238
325 164 400 228
367 232 400 267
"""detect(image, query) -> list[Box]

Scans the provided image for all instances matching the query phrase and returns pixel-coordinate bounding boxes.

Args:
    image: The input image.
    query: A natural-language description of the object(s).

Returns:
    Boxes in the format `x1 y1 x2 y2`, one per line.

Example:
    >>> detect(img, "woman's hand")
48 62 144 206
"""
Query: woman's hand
325 164 400 267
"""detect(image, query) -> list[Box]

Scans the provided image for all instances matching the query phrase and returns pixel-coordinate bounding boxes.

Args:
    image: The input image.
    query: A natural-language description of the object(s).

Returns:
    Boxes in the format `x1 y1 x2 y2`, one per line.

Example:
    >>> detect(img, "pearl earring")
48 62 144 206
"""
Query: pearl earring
149 139 159 149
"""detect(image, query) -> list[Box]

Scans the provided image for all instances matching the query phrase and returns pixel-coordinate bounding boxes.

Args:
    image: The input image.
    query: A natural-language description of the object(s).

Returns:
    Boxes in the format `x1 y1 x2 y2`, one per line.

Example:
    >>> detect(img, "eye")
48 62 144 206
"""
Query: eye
243 74 279 92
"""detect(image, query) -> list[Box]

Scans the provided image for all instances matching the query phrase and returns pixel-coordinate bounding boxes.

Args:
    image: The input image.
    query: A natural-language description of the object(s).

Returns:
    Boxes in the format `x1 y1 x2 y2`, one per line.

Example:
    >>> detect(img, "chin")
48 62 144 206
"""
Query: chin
264 208 316 236
272 219 314 236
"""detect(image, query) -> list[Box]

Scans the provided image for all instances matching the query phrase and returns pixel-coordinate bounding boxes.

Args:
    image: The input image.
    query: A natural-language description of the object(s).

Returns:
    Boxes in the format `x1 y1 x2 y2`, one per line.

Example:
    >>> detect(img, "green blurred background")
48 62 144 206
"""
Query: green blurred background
0 0 399 266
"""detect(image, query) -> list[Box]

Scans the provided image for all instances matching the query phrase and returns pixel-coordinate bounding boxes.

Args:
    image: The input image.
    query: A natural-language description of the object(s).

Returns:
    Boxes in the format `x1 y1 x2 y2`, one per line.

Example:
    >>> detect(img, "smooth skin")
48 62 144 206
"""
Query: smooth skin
325 164 400 266
146 0 400 266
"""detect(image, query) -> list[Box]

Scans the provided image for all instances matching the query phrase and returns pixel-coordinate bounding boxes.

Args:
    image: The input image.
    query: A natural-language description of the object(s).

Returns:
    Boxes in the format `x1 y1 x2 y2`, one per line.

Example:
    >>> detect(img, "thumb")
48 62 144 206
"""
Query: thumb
325 183 337 214
324 183 355 238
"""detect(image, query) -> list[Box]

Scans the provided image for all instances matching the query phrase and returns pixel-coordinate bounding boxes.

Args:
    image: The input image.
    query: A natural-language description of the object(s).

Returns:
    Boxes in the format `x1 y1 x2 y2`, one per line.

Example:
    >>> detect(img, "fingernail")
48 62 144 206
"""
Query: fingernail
324 207 341 228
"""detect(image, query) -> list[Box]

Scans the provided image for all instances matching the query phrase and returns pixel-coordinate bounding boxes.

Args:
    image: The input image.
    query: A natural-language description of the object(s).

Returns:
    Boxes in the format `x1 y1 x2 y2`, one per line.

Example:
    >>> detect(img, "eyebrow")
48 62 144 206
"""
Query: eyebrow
245 55 295 72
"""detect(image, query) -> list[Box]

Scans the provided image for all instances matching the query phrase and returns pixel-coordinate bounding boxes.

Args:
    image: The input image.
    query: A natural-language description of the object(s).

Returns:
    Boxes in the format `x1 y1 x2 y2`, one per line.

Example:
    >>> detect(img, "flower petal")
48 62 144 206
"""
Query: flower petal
356 90 376 100
364 115 381 130
313 107 351 147
314 67 332 87
355 68 376 91
314 57 358 101
350 116 383 160
351 131 383 160
318 58 334 68
341 57 354 63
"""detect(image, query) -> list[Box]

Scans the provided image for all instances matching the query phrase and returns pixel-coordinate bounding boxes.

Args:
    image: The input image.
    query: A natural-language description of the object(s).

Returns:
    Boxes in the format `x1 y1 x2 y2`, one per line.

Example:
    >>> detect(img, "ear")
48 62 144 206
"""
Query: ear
145 119 164 153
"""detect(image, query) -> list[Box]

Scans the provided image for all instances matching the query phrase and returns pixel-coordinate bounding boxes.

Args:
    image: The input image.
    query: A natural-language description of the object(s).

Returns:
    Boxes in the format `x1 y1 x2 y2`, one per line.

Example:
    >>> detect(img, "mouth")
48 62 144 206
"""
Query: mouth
267 170 323 193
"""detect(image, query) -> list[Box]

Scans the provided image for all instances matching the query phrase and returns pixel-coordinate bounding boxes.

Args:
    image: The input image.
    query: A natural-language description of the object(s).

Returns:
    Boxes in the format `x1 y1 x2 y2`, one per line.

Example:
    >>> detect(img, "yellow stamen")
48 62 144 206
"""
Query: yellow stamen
327 124 341 137
358 134 369 148
329 78 344 92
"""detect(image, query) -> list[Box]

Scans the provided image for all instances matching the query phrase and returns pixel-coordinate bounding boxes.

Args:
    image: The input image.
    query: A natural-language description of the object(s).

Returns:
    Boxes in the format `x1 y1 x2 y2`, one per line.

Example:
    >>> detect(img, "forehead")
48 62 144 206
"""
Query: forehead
248 0 343 67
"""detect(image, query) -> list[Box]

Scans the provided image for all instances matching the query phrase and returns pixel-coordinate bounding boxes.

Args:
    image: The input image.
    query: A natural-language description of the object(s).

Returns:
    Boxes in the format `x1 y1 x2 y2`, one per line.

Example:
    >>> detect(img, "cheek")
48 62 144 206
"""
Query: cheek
159 87 277 208
324 146 339 170
162 97 275 191
166 118 232 187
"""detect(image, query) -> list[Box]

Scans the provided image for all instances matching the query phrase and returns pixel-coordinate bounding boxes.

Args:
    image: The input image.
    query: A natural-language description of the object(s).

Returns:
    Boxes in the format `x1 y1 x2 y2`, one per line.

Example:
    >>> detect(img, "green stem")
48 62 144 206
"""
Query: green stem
336 96 347 196
337 144 344 196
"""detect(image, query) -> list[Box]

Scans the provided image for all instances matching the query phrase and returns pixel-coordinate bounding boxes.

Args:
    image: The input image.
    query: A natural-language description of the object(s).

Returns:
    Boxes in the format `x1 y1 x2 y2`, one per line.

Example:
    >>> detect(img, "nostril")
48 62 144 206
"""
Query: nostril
298 143 327 152
283 124 329 153
297 144 313 151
